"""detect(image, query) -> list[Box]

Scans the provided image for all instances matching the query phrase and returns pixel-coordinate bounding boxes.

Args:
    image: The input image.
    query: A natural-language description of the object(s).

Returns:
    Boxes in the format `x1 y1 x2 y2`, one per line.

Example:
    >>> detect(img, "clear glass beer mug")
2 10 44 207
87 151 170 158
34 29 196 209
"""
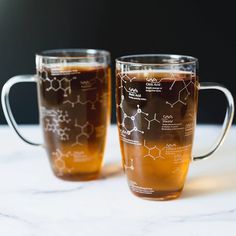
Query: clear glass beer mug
116 54 234 200
2 49 111 181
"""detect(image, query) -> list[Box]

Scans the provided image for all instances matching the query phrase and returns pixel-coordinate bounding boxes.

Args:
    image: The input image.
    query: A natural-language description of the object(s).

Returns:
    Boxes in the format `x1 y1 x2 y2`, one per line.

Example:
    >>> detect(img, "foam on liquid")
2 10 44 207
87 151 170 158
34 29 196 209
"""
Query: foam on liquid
123 69 193 75
43 62 107 75
118 69 194 82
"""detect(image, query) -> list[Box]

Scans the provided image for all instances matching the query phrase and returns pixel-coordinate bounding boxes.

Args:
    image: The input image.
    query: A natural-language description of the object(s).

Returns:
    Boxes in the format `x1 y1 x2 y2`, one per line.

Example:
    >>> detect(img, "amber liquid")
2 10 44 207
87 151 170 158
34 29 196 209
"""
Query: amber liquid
37 64 111 180
116 70 198 200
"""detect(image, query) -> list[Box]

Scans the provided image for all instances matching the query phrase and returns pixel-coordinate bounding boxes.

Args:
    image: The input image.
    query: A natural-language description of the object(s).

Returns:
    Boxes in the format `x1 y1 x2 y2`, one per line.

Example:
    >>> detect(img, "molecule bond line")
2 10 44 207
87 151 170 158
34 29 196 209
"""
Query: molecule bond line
44 76 77 97
145 113 160 130
44 119 70 141
166 79 195 108
117 72 137 94
117 95 148 135
63 94 99 109
41 107 71 141
72 119 94 146
144 140 165 160
124 158 134 171
52 149 74 176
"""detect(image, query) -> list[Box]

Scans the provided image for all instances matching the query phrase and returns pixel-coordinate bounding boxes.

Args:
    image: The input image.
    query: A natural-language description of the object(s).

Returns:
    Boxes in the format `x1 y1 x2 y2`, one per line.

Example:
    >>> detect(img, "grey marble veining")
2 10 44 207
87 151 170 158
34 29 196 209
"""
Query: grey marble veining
0 125 236 236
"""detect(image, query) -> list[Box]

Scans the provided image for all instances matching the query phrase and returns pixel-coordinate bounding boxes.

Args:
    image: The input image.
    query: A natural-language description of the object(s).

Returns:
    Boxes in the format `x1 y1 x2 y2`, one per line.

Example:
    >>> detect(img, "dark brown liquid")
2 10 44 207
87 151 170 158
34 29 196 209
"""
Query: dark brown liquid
116 70 198 200
37 64 111 180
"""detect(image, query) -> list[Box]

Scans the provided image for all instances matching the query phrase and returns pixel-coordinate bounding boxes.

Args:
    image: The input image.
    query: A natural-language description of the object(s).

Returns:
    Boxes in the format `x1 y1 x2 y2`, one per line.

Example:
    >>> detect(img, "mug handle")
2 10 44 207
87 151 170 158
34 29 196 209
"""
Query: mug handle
1 75 42 146
193 82 234 161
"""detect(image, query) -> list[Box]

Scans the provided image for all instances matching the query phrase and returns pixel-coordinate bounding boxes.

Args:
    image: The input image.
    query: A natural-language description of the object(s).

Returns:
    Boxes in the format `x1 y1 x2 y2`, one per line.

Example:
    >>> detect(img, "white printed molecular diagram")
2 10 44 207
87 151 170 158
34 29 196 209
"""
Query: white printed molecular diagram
79 70 106 88
117 95 148 135
63 94 99 109
72 119 94 146
145 77 166 84
41 69 77 97
90 70 106 84
144 140 165 160
79 70 106 89
124 158 134 171
117 72 136 94
145 113 160 130
52 149 74 176
44 119 70 141
41 107 71 140
41 107 71 123
166 75 198 108
45 76 76 97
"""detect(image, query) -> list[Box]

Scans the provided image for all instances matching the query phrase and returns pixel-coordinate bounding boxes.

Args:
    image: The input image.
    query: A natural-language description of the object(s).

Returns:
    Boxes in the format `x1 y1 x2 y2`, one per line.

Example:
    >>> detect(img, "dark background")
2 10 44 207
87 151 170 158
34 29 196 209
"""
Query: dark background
0 0 235 124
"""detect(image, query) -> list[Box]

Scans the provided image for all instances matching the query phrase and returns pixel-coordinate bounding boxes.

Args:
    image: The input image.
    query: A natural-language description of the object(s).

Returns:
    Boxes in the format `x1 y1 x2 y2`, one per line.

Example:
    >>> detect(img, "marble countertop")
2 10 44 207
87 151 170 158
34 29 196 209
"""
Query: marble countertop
0 125 235 236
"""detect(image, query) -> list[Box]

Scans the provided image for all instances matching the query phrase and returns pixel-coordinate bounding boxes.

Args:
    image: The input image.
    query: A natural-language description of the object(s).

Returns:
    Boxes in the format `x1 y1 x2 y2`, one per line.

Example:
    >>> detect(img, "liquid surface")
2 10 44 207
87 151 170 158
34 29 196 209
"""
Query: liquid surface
116 70 199 199
37 64 111 180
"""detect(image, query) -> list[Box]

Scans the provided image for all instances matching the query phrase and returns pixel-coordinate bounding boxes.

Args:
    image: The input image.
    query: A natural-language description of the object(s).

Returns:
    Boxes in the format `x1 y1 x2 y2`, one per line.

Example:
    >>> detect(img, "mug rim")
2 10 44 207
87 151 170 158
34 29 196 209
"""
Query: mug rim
36 48 110 59
116 54 198 66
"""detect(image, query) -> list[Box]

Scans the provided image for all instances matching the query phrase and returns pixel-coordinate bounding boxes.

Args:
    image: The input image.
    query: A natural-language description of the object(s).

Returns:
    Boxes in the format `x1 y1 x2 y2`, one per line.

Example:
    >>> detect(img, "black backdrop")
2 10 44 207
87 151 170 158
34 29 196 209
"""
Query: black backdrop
0 0 235 124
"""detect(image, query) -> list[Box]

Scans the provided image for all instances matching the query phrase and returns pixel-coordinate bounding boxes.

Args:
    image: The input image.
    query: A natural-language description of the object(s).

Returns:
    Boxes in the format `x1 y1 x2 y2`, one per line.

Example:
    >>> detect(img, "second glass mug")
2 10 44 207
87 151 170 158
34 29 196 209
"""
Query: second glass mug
116 54 234 200
1 49 111 181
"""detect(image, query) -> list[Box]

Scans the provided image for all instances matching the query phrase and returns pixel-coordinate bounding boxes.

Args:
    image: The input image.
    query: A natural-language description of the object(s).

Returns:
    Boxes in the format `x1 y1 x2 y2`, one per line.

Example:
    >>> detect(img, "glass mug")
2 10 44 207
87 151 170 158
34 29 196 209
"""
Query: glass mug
2 49 111 181
116 54 234 200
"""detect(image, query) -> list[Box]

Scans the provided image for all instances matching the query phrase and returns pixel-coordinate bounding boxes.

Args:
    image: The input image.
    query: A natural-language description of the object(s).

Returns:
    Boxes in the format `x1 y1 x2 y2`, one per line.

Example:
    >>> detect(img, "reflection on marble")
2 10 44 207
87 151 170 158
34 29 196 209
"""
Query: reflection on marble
0 125 236 236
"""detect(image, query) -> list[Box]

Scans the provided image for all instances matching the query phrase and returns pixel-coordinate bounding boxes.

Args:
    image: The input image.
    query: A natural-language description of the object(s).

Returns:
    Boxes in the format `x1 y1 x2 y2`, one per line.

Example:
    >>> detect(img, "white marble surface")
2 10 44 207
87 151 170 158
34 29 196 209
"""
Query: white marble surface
0 125 235 236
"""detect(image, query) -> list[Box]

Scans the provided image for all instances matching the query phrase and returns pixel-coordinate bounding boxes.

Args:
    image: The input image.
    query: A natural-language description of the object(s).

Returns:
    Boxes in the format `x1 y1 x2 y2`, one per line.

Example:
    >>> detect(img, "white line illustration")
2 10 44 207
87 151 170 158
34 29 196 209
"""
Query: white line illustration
144 140 165 160
124 158 134 171
79 71 106 89
90 70 106 84
63 94 99 109
145 113 160 130
117 72 136 94
52 149 74 176
40 107 71 141
145 77 165 84
44 73 77 97
166 75 198 108
44 119 70 141
117 95 148 135
72 119 94 146
41 107 71 123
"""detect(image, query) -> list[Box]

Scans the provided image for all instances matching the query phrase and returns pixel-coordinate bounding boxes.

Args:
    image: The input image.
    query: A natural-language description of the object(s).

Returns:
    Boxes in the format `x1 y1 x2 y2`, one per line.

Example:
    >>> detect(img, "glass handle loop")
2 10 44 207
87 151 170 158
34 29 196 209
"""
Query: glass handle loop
193 82 234 161
1 75 42 146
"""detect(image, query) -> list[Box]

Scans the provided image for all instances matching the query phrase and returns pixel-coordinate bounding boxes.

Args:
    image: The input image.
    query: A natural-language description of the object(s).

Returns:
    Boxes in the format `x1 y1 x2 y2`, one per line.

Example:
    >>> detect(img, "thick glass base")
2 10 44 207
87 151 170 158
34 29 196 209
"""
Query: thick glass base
54 171 100 181
131 189 183 201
